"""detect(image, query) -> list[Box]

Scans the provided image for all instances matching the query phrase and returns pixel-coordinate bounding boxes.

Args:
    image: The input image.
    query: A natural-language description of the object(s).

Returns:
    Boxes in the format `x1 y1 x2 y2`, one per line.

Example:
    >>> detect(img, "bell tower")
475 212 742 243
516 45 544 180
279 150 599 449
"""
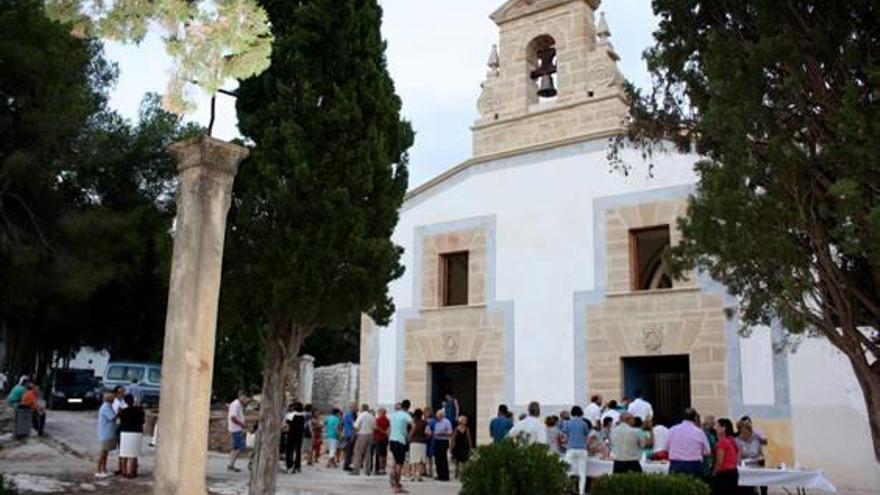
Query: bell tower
473 0 627 158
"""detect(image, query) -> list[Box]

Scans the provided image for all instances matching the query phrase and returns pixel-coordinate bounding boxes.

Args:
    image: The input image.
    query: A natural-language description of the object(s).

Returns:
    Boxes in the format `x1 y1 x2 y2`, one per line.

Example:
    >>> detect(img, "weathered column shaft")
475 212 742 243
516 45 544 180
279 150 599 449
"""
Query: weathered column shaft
154 136 247 495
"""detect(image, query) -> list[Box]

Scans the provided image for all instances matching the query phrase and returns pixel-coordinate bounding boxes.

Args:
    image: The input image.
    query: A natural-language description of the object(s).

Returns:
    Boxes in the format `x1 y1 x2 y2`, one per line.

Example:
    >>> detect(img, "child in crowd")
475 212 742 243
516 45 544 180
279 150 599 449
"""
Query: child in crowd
424 407 435 478
632 417 654 460
309 410 323 466
545 416 562 455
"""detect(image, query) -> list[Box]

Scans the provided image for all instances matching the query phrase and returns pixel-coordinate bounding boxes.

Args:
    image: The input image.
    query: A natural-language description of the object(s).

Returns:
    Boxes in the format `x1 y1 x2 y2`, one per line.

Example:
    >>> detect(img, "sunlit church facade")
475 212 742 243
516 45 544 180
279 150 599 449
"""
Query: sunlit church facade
358 1 879 490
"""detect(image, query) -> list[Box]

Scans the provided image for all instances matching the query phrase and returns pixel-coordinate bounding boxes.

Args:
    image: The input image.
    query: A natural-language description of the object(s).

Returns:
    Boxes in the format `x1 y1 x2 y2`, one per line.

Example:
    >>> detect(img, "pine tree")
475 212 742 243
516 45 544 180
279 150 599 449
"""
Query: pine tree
45 0 274 113
229 1 413 492
620 0 880 460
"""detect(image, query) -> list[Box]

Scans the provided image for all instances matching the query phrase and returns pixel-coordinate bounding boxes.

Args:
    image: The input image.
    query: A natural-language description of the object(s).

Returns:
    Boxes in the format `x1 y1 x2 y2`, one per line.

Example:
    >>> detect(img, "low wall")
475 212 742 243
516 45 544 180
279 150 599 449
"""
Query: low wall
312 363 359 414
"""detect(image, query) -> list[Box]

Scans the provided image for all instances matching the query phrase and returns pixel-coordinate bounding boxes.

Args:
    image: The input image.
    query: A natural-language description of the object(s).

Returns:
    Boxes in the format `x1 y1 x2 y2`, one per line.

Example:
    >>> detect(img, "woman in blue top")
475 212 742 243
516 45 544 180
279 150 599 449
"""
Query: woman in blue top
561 406 591 495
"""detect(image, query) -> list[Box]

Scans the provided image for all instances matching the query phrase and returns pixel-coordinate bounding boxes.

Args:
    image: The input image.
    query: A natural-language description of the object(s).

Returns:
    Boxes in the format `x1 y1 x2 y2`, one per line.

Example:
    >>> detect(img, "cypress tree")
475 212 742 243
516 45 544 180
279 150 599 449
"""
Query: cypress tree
228 1 413 491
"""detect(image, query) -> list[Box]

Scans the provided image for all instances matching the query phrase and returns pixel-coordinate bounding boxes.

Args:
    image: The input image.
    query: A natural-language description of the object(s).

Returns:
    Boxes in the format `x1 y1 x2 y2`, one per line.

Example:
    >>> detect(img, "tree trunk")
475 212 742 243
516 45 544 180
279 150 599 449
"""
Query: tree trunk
248 329 286 495
849 357 880 462
248 322 312 495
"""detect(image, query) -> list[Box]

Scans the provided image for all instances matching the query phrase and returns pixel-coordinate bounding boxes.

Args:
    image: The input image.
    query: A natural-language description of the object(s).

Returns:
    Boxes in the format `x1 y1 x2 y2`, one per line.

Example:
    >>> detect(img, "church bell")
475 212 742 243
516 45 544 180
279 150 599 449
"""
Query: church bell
531 46 558 98
536 74 557 98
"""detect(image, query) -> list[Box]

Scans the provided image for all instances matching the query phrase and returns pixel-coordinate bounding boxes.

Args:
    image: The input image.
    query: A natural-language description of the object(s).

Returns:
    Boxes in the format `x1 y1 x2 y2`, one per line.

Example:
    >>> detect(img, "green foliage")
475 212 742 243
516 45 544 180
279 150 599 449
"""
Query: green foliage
1 0 114 373
0 0 199 373
459 439 570 495
229 1 412 491
591 473 710 495
213 320 266 401
620 0 880 459
0 475 17 495
302 318 361 366
228 0 412 334
45 0 274 113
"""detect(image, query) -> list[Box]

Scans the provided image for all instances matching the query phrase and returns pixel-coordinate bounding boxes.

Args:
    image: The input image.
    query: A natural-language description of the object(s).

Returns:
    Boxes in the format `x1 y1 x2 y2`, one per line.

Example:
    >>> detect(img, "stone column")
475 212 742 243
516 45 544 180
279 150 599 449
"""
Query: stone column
154 136 247 495
299 355 315 404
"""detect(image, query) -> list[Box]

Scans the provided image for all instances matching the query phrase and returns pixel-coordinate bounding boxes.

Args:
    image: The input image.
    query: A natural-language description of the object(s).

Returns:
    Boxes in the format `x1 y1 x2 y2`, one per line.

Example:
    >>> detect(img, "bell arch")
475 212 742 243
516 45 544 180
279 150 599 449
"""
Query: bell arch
526 34 558 104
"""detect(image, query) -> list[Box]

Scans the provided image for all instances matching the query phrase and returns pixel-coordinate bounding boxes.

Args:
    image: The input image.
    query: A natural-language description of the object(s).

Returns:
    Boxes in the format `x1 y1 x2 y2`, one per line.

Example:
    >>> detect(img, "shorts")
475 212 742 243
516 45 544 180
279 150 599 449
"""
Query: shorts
231 431 246 451
409 442 427 464
390 441 408 465
101 438 118 452
326 438 338 457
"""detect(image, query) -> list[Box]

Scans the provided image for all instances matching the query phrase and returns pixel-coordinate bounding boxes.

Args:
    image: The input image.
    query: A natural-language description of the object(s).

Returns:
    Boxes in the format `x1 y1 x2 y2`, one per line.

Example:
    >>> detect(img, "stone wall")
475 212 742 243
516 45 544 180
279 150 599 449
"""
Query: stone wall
312 362 359 413
207 409 259 452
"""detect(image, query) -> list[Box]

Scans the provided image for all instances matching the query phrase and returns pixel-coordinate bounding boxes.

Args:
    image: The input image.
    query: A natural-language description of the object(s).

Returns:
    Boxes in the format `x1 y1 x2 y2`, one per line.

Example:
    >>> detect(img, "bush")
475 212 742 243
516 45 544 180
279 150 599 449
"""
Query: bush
0 475 17 495
591 473 710 495
460 439 570 495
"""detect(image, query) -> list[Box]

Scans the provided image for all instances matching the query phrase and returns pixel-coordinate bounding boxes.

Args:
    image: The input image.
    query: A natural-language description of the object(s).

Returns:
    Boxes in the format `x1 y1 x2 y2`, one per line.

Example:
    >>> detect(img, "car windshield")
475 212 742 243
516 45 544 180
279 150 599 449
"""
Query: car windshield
106 365 144 382
57 371 93 386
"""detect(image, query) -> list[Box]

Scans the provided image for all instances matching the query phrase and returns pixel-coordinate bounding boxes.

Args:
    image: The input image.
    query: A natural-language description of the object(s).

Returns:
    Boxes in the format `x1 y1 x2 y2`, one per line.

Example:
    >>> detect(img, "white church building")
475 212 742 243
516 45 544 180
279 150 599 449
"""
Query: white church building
358 0 880 490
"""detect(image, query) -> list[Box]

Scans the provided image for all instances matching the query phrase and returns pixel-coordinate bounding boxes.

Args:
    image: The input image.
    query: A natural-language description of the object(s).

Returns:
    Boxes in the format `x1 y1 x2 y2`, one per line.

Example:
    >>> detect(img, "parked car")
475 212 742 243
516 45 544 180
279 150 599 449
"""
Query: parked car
103 361 162 406
46 368 103 409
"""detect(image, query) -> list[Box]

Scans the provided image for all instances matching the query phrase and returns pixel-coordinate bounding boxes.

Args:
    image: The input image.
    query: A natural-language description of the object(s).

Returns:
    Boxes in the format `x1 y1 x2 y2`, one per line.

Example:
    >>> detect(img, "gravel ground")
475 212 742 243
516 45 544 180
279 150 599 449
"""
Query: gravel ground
2 409 876 495
0 409 460 495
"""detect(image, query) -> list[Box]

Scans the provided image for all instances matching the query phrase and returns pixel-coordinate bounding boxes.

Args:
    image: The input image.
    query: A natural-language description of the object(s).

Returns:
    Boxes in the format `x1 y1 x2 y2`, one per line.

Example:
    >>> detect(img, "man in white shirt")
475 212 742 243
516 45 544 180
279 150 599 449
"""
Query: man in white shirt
350 404 376 475
111 386 127 414
601 400 621 425
227 391 249 472
508 401 548 445
584 395 603 428
627 389 653 422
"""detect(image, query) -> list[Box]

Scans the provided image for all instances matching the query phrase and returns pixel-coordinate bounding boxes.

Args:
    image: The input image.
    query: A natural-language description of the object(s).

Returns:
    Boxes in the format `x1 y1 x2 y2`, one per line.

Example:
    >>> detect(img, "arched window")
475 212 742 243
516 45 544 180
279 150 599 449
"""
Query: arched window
526 35 557 103
631 225 674 291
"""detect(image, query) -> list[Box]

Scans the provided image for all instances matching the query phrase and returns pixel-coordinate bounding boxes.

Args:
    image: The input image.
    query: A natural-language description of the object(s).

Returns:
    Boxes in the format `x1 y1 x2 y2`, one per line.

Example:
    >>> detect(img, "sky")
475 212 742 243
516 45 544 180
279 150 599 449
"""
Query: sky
105 0 659 189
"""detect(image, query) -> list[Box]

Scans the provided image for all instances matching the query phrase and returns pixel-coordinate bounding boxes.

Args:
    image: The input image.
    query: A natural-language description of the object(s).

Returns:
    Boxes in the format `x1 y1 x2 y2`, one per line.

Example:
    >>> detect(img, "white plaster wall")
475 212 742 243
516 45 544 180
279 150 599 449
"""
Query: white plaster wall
739 326 776 406
374 141 699 405
789 336 880 491
63 347 111 377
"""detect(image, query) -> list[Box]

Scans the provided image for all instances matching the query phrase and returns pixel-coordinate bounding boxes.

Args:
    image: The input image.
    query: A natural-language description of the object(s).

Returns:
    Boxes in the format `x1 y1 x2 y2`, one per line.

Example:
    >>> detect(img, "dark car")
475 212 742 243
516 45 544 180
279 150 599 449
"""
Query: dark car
46 368 102 409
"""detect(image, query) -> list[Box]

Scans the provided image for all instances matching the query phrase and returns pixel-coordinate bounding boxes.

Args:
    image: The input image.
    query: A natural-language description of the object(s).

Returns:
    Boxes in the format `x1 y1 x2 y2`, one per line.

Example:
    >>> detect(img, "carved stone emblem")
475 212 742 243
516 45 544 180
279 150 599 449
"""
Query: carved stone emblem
642 327 663 353
589 59 615 88
443 333 459 357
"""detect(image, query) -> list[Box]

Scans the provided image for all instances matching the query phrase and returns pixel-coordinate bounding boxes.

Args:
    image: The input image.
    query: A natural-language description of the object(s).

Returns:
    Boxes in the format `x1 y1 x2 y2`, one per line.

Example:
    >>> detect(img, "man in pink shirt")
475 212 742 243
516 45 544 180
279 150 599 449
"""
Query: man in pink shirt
667 408 711 477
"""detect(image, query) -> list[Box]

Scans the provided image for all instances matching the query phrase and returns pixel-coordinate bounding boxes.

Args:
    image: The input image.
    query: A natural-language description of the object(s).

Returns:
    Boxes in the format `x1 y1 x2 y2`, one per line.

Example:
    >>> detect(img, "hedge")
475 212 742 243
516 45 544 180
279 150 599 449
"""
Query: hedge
459 439 570 495
591 473 711 495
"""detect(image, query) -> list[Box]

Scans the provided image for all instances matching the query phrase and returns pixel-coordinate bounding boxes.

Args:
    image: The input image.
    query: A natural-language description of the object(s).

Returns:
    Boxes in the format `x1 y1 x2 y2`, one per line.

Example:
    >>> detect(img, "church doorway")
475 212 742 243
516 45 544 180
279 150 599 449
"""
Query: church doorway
622 354 690 426
430 362 477 443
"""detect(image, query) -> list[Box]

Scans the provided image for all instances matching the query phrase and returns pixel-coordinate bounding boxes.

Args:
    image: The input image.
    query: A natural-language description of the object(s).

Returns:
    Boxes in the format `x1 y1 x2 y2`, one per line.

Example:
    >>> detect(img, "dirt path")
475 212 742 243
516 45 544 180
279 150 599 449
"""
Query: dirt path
1 410 461 495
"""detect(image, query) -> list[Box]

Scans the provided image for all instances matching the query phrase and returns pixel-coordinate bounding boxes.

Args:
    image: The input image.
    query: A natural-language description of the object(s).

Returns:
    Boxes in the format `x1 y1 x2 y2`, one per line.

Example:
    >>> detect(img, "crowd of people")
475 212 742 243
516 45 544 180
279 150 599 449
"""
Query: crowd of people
4 370 771 495
484 390 769 495
96 382 147 478
5 374 47 436
226 392 474 494
3 373 148 480
223 388 768 495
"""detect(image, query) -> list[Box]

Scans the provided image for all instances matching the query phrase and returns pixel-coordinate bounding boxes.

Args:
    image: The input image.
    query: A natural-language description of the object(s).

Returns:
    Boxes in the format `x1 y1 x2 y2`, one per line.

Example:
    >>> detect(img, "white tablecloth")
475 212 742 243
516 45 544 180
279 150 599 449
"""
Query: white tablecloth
738 466 837 491
579 459 837 492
